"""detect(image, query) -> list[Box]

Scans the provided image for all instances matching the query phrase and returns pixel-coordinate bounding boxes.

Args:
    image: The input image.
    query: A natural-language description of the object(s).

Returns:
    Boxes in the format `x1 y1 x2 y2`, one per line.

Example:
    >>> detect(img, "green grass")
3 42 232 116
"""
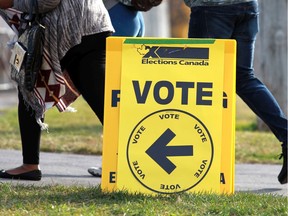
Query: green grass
235 96 258 131
0 184 287 216
0 96 103 155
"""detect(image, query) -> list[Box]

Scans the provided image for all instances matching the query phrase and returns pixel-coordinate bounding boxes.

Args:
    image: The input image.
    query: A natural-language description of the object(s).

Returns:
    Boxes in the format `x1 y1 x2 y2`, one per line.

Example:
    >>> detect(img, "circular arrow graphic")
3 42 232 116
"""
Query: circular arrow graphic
126 109 214 194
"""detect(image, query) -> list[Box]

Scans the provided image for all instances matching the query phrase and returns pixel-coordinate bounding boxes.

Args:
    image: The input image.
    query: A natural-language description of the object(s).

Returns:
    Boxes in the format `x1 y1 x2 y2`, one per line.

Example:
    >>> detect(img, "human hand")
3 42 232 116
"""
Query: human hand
0 0 13 9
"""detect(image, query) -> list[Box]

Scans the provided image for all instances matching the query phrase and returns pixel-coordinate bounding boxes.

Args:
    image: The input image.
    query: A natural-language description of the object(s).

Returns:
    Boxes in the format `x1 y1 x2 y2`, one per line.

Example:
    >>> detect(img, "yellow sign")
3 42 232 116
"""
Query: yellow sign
101 37 236 194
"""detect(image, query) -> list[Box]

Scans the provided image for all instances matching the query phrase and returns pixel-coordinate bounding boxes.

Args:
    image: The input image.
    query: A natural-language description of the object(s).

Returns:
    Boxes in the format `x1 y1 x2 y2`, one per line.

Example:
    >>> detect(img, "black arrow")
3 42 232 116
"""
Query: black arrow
146 128 193 174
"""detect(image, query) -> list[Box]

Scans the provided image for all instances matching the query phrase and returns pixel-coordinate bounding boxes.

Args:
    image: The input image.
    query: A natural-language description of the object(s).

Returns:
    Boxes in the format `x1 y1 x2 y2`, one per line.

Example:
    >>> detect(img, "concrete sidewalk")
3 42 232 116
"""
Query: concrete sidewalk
0 149 287 196
0 88 17 109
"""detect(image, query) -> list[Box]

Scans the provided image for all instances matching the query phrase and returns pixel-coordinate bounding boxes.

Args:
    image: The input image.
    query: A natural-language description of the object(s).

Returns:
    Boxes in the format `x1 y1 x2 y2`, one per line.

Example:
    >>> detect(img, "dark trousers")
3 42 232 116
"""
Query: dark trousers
18 32 111 164
188 1 287 143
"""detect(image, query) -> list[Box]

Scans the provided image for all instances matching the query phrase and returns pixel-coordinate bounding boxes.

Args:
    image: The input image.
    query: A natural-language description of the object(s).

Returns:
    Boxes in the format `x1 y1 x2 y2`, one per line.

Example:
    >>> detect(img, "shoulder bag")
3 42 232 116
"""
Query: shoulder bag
10 0 45 92
119 0 163 11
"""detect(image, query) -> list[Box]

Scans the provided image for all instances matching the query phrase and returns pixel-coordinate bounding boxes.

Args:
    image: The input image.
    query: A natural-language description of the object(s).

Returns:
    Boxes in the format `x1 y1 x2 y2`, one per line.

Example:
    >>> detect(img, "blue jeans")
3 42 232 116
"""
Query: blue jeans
109 3 145 37
188 1 287 143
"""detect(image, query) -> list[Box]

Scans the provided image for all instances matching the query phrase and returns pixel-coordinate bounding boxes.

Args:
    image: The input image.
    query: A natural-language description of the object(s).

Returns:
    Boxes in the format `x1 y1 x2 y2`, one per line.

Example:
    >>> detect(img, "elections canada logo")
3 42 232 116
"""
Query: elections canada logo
126 109 214 194
136 45 209 66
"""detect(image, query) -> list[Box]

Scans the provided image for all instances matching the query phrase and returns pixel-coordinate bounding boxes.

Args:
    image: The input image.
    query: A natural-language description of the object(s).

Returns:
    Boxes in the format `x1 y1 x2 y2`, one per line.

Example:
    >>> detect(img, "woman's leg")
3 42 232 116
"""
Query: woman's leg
4 90 41 174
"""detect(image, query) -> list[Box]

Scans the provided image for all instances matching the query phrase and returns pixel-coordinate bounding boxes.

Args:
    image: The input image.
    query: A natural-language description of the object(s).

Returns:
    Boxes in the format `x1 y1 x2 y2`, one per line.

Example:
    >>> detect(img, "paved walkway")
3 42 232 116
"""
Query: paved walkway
0 149 287 196
0 88 17 109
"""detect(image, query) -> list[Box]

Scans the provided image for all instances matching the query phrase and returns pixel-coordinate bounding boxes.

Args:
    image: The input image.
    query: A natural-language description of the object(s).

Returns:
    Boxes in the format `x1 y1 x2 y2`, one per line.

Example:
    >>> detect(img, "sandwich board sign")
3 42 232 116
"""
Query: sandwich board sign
101 37 236 194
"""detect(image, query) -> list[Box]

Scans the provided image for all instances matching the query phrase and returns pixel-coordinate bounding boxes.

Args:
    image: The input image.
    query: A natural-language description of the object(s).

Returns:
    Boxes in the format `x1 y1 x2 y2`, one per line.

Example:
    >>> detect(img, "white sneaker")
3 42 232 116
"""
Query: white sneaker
88 167 102 177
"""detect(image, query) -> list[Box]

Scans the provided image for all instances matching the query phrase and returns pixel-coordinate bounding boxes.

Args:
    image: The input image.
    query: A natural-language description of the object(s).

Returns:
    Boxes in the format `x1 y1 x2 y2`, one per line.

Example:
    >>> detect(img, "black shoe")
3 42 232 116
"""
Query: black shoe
278 143 287 184
0 169 42 181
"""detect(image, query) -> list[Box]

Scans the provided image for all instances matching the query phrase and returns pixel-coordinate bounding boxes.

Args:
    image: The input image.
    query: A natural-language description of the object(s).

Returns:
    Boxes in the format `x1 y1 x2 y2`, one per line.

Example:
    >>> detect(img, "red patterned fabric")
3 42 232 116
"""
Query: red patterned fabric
35 49 80 113
1 8 80 128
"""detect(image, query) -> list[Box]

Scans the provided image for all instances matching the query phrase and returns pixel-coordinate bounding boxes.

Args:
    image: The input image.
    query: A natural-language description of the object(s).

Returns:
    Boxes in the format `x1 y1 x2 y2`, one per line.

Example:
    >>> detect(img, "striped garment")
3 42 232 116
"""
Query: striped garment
183 0 257 7
13 0 114 70
9 0 114 129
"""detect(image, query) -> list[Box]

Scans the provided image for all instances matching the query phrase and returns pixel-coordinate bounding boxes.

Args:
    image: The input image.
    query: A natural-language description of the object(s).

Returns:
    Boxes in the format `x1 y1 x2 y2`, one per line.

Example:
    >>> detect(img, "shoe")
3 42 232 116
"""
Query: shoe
88 167 102 177
0 169 42 181
278 143 287 184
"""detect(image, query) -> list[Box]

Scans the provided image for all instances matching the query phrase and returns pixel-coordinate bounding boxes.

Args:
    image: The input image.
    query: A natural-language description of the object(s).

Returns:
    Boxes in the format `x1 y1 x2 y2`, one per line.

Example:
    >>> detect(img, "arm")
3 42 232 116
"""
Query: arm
13 0 61 13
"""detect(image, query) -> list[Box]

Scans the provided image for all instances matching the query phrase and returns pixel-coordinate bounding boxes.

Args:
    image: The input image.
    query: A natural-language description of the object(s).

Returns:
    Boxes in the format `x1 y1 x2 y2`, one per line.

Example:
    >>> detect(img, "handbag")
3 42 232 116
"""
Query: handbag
10 0 45 92
119 0 162 11
131 0 162 11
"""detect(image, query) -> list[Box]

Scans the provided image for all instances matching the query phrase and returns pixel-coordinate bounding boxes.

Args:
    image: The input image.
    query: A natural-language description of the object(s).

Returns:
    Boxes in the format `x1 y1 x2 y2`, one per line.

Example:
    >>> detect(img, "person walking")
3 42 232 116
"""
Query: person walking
0 0 114 180
87 0 145 178
87 0 162 177
183 0 287 184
